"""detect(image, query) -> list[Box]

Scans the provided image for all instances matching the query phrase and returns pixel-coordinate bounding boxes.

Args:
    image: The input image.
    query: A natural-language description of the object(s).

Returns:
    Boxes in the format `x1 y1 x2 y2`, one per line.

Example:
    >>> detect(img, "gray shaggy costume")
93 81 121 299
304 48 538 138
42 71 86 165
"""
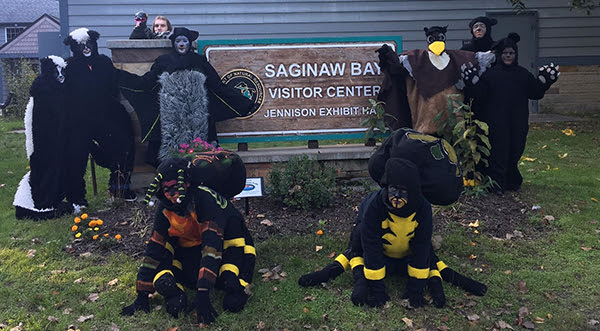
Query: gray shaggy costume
157 70 209 160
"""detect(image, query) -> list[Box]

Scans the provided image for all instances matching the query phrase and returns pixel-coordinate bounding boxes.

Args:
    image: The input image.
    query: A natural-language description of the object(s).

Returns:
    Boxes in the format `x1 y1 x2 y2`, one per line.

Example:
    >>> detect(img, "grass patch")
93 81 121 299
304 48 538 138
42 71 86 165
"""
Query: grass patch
1 116 599 329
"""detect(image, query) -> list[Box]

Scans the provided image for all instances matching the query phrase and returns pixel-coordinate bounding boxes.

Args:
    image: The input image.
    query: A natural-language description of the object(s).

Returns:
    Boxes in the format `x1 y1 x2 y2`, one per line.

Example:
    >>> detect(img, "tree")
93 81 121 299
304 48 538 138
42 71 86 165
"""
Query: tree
507 0 598 14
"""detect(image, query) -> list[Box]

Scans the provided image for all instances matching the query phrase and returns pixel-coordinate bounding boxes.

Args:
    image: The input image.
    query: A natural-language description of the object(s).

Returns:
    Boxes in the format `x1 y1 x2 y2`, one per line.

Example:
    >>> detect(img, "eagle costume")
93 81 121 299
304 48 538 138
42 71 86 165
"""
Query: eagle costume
119 27 256 166
13 56 73 220
377 26 494 135
121 157 255 324
62 28 136 207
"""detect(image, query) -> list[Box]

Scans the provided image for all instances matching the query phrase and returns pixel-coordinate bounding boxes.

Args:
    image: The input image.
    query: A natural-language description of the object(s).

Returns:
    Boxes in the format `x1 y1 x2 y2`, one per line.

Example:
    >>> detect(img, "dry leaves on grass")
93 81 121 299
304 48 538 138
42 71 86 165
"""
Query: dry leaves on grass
258 265 287 281
516 281 529 294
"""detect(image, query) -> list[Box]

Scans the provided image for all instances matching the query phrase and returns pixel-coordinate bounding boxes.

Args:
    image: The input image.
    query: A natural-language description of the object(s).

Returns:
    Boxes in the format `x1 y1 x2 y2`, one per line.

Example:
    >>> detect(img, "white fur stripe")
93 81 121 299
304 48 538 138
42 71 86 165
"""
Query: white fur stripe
13 172 53 212
24 97 34 159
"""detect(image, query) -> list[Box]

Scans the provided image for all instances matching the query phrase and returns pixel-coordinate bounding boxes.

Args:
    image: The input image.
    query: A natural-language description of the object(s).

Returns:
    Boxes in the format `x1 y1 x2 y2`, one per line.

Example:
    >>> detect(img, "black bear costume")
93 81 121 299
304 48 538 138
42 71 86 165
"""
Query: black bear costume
13 56 73 220
299 158 486 308
62 28 136 207
121 157 255 324
461 16 498 53
129 11 155 40
461 33 559 192
119 27 256 166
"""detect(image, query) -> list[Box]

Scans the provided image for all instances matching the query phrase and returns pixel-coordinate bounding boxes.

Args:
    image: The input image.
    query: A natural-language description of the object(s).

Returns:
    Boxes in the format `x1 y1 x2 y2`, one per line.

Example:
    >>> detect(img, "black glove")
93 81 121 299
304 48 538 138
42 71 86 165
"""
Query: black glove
403 288 425 308
165 292 187 318
367 279 389 308
194 290 218 325
427 277 446 308
376 44 394 70
350 266 369 306
120 291 150 316
538 63 560 87
221 271 249 313
460 62 479 87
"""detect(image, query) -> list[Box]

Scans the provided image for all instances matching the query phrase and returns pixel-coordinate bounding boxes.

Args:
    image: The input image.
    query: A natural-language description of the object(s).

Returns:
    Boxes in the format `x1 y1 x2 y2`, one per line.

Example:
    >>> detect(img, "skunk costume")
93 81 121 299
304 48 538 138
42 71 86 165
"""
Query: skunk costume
299 157 486 308
121 157 255 324
62 28 136 206
461 16 498 52
129 11 155 40
461 33 559 192
13 56 73 220
119 27 256 166
377 26 494 135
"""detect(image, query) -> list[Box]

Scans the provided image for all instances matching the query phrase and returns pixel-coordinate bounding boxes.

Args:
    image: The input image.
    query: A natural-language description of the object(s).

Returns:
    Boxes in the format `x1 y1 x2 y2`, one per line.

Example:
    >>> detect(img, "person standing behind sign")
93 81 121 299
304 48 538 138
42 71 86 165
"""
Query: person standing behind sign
153 16 172 38
118 27 256 166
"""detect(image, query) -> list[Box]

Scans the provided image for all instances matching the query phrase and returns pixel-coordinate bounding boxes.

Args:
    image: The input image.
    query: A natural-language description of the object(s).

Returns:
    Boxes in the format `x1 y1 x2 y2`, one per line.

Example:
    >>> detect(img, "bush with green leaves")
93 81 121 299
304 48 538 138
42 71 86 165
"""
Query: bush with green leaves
360 98 395 143
435 94 496 193
2 58 37 119
268 154 337 210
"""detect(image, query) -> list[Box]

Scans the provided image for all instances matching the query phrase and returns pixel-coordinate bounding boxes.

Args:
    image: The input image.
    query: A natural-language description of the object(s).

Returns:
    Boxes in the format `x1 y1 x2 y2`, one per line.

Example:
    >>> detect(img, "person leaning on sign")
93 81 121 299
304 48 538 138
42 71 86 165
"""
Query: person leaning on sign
118 27 257 167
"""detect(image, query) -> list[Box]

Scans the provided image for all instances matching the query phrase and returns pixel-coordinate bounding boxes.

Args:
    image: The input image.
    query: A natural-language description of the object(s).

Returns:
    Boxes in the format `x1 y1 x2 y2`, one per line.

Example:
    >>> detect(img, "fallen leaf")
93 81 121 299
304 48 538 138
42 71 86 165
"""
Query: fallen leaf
437 325 450 331
534 317 545 323
328 251 336 258
561 128 575 136
589 319 600 326
558 153 568 159
581 246 592 251
468 219 479 227
303 296 316 301
547 314 553 319
522 157 537 162
469 254 477 260
77 314 94 322
591 198 598 203
257 268 270 274
108 278 119 286
110 323 120 331
522 320 536 329
303 307 309 313
315 245 323 252
517 306 529 325
63 308 72 315
260 219 273 226
322 313 329 322
87 293 99 302
73 278 83 284
543 215 555 222
496 320 514 329
257 321 265 330
467 314 480 321
517 281 528 294
256 214 265 218
505 270 512 275
26 249 36 258
402 317 414 328
47 316 59 322
440 316 449 323
80 252 92 258
166 327 178 331
272 286 278 292
541 145 547 149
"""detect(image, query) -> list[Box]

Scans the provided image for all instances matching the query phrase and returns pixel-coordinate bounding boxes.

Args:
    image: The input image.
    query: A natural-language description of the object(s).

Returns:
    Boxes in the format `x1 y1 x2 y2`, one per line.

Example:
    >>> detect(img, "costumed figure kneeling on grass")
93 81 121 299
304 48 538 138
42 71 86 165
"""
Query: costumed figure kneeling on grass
299 128 487 308
119 27 257 167
376 26 495 135
13 56 74 220
121 146 255 325
62 28 136 209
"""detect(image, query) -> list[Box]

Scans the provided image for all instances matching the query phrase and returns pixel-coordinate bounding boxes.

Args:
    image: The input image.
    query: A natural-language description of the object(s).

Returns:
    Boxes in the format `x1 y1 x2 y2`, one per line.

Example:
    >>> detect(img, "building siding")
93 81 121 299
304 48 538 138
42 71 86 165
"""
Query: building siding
61 0 599 64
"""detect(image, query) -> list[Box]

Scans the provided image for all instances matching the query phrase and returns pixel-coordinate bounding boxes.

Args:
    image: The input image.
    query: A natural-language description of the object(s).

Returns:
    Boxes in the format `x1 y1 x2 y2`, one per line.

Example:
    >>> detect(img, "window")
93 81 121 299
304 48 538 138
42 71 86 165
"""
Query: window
6 27 26 42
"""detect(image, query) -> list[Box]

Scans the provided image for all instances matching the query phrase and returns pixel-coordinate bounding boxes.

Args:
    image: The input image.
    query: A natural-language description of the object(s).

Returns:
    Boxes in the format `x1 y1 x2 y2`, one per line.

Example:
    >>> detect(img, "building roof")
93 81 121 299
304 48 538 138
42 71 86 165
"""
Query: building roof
0 14 60 56
0 0 59 24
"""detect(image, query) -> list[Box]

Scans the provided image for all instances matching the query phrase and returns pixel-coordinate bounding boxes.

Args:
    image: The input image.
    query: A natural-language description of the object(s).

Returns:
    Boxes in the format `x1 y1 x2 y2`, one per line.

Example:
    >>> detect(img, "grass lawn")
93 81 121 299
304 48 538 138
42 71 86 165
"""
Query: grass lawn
0 115 599 330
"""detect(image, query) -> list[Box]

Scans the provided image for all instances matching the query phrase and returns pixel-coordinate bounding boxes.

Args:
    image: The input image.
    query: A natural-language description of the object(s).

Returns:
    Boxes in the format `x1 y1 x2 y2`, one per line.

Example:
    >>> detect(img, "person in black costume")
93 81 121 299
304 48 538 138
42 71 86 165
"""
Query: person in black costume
129 11 155 40
62 28 136 208
119 27 256 166
461 16 498 52
120 158 256 324
299 158 487 308
461 33 559 193
13 56 73 220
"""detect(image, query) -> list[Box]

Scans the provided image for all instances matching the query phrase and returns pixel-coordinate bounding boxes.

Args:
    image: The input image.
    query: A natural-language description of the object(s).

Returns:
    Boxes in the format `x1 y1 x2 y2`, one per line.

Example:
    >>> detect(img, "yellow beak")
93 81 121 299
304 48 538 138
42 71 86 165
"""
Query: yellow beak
428 41 445 56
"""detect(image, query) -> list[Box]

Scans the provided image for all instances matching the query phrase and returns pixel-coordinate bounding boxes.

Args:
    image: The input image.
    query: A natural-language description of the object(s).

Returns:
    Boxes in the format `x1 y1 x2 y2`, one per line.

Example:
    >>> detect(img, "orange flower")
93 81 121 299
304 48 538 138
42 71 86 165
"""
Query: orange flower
71 225 78 232
93 235 99 240
96 219 103 226
316 229 323 235
81 214 88 220
74 217 81 224
104 233 109 237
115 234 122 240
88 220 97 227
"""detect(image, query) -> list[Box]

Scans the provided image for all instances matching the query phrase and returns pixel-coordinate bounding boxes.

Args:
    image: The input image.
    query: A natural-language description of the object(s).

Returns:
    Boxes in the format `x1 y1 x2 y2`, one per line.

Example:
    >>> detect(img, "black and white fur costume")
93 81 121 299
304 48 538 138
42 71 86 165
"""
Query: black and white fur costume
13 56 73 220
62 28 136 207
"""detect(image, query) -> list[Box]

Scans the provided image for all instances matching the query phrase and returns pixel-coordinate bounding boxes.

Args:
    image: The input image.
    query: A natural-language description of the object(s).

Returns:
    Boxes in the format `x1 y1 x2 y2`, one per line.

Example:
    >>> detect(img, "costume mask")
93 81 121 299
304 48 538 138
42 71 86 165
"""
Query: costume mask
134 11 148 27
174 36 190 54
501 47 516 66
41 56 66 84
472 22 487 39
63 28 100 59
424 26 447 56
380 158 423 216
145 158 192 213
387 185 409 209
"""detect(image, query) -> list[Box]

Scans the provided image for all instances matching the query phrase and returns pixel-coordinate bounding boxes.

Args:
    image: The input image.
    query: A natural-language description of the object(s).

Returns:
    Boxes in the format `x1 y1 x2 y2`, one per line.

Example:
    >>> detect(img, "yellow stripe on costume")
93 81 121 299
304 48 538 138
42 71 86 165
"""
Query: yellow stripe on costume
244 245 256 256
172 259 182 270
408 265 429 279
436 261 448 272
165 242 174 255
176 283 184 291
219 263 240 276
239 279 249 287
224 238 245 249
364 266 386 280
349 257 364 269
153 269 174 284
429 269 441 279
335 254 350 270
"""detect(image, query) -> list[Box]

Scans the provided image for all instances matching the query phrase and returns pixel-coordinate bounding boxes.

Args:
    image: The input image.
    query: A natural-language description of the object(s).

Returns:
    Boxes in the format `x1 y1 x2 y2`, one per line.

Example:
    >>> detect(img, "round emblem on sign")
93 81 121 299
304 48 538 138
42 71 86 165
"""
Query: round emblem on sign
221 69 264 118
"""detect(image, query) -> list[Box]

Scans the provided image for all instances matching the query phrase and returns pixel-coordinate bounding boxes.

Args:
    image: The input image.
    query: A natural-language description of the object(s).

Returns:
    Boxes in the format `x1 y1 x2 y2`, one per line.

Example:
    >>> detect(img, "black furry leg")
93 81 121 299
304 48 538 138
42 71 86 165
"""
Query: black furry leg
440 268 487 296
153 271 187 318
351 266 369 306
298 261 344 287
427 277 446 308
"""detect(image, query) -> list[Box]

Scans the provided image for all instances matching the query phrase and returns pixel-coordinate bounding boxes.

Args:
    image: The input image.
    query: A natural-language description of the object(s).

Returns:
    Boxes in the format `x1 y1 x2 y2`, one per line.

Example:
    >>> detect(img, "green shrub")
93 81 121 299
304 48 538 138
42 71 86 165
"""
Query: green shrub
2 58 37 119
267 154 337 210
